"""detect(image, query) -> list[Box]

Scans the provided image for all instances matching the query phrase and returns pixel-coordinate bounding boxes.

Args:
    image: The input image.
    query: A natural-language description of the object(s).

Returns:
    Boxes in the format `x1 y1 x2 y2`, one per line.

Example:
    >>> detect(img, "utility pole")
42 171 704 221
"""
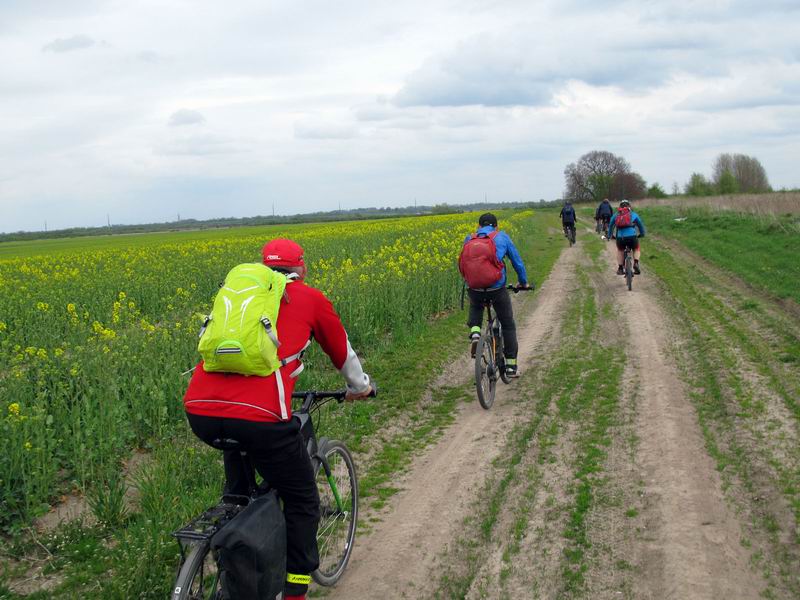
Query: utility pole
44 220 47 232
272 202 275 217
107 214 111 229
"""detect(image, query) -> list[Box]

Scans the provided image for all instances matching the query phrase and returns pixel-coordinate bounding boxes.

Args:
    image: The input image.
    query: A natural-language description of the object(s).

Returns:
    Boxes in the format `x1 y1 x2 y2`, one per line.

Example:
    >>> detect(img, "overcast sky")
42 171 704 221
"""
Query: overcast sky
1 0 799 232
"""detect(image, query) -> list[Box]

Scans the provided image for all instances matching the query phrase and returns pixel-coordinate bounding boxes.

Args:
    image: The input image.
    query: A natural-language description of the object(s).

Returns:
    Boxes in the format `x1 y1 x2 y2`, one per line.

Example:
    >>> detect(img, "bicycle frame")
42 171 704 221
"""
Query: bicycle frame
172 392 348 552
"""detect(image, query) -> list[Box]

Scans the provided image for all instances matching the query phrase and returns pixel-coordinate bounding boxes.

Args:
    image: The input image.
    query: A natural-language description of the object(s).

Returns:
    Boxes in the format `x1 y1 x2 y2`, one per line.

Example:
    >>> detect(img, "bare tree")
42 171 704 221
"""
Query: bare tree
610 172 647 200
563 150 631 202
712 153 771 193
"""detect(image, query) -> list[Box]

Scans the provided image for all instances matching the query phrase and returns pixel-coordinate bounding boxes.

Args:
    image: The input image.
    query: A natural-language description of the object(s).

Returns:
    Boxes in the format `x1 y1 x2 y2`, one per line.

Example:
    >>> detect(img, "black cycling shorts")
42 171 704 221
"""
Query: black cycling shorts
615 235 639 251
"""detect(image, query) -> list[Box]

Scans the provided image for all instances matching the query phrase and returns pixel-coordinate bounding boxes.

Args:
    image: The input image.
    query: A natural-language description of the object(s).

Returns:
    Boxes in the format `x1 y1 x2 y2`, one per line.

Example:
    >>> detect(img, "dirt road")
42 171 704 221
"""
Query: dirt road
323 234 795 598
328 246 582 598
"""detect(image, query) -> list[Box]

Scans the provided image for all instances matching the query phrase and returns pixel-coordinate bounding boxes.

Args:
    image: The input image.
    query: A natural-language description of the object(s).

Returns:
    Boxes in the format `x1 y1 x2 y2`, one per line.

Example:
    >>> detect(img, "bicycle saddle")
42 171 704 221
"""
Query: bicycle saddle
211 437 242 451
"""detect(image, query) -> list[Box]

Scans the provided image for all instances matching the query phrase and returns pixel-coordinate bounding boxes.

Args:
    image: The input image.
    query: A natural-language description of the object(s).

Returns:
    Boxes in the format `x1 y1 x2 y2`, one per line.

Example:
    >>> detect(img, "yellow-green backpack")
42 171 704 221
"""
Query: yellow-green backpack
198 263 288 376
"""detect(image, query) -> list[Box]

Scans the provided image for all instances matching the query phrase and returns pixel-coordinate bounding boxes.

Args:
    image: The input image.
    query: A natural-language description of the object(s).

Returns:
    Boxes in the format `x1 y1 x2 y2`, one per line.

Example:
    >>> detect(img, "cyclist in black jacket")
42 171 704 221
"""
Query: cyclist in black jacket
595 198 613 232
560 201 577 240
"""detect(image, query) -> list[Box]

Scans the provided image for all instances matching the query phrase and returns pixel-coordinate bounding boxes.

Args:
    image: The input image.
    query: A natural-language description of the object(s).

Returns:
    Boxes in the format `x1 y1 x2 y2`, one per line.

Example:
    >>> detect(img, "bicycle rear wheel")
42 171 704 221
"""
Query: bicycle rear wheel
475 332 497 409
625 254 633 291
313 440 358 586
172 541 220 600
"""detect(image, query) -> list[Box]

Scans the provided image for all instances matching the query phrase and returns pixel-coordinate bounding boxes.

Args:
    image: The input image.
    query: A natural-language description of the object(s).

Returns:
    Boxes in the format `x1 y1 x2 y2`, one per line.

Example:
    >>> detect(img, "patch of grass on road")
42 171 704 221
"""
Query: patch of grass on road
434 255 625 598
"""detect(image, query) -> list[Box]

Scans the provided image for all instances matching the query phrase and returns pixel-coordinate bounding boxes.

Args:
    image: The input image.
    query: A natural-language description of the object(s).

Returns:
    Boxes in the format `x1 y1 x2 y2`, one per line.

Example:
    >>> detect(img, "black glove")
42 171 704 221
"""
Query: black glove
638 233 645 238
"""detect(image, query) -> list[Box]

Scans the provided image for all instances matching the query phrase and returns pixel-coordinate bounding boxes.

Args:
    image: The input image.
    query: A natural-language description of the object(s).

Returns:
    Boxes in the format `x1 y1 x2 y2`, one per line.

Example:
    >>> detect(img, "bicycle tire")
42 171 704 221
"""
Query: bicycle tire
570 227 576 246
496 325 510 385
475 332 497 409
312 440 358 586
625 254 633 291
172 541 220 600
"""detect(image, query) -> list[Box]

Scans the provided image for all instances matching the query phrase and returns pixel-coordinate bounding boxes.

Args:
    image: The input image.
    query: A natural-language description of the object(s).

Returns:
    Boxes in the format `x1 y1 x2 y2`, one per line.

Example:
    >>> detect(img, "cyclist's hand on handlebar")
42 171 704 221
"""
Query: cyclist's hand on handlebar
517 282 533 291
638 233 645 238
345 381 377 401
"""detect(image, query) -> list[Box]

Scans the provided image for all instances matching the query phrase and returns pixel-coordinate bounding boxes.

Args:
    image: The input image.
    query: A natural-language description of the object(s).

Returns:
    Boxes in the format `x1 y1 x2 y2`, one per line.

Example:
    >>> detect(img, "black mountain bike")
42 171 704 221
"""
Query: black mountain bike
474 285 532 410
564 224 576 246
171 388 375 599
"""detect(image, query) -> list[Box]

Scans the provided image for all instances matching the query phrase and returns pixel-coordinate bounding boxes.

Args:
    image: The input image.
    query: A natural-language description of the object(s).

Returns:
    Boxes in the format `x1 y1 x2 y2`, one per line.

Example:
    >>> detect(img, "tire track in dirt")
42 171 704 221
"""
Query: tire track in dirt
325 246 577 599
604 243 766 599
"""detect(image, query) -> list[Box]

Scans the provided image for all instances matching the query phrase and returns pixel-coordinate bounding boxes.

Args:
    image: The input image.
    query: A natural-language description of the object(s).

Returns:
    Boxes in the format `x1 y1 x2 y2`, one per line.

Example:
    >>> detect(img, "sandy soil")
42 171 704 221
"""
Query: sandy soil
326 247 580 598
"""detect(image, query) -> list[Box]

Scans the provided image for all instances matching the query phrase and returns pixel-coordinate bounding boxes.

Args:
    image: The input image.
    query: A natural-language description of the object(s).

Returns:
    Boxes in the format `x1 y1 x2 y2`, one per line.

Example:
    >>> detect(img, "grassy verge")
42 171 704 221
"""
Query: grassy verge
0 211 563 598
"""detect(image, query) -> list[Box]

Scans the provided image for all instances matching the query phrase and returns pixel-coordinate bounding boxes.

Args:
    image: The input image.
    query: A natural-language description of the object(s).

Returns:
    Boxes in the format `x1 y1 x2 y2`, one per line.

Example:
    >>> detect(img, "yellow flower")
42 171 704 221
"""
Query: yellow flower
54 348 64 357
0 321 6 332
8 403 20 417
24 441 32 451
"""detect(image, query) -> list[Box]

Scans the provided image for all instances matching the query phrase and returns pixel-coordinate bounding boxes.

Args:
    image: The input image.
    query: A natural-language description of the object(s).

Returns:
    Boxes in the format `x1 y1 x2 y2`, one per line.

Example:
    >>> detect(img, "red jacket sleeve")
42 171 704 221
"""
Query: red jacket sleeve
309 289 350 369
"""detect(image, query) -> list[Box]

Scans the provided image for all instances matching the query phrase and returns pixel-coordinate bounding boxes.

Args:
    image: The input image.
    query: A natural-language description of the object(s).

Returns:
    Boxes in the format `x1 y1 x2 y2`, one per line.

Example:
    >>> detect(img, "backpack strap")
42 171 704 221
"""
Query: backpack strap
275 370 289 420
260 317 281 347
274 339 313 420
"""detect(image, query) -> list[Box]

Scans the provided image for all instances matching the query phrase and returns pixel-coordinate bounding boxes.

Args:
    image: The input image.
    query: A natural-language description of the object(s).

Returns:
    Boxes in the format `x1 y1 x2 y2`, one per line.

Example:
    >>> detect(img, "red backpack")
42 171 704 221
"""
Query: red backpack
458 231 505 289
616 207 633 228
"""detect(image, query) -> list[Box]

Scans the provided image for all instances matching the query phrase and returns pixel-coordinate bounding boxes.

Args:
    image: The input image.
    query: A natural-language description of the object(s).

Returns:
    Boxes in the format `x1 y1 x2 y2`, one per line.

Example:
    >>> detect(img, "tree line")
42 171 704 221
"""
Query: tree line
564 150 773 202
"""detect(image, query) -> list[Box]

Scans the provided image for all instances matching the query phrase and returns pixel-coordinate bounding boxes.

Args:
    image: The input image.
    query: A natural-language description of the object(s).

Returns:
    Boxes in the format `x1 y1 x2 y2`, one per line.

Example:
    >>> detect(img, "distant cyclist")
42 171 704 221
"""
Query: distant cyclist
607 200 646 275
459 213 531 378
595 198 613 233
560 200 577 240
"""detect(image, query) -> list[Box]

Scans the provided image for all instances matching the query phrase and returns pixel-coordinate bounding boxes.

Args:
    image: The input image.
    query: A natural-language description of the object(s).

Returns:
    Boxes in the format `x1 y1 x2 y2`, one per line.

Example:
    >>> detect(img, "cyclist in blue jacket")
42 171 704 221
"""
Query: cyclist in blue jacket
463 213 531 378
607 200 646 275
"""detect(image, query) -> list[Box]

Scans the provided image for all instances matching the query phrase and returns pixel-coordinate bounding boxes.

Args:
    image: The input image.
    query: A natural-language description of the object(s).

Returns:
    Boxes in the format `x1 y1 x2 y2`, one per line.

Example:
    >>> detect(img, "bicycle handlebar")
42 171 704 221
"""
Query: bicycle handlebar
292 383 379 412
507 284 535 293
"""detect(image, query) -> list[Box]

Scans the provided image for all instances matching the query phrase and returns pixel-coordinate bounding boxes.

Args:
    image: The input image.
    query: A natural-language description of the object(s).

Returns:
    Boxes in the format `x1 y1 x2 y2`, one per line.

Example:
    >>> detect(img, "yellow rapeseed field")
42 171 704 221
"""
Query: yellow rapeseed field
0 210 534 524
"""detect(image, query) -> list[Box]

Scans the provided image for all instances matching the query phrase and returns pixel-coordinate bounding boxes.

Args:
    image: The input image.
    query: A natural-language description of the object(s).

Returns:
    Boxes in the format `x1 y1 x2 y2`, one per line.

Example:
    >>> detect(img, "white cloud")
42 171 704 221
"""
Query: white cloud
1 0 799 232
42 34 95 52
168 109 206 127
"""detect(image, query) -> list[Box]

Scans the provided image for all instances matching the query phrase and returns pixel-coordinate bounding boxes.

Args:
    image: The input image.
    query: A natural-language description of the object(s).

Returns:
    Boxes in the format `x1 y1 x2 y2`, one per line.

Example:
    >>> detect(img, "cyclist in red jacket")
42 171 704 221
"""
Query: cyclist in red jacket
184 239 373 600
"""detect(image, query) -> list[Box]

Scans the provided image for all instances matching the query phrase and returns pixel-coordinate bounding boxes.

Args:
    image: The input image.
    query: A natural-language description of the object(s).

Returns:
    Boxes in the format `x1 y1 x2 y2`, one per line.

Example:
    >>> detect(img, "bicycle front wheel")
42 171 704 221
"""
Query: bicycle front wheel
475 333 497 409
172 541 220 600
313 440 358 586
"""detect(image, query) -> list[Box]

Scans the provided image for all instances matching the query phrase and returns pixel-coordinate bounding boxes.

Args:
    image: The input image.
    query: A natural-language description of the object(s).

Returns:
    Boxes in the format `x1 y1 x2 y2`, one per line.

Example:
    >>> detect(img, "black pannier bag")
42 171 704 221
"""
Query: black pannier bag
211 490 286 600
